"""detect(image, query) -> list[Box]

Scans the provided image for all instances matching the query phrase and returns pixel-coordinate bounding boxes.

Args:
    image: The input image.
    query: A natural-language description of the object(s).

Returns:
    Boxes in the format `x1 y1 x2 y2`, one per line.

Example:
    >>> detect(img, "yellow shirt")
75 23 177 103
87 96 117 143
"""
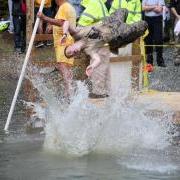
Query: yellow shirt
53 2 76 65
35 0 52 8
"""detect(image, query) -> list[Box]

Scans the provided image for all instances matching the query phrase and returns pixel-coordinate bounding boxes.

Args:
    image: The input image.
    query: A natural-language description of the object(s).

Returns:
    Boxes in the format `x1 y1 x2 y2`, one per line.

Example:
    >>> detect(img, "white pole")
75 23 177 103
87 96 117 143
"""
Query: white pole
4 0 46 131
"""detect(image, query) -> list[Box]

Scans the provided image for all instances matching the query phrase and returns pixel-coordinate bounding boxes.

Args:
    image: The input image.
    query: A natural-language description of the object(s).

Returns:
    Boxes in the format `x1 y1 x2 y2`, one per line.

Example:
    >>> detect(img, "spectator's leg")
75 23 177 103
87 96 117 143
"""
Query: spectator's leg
154 15 165 67
44 8 53 46
20 16 26 53
56 62 74 99
34 7 44 47
174 34 180 66
13 16 21 51
8 0 14 33
144 16 154 65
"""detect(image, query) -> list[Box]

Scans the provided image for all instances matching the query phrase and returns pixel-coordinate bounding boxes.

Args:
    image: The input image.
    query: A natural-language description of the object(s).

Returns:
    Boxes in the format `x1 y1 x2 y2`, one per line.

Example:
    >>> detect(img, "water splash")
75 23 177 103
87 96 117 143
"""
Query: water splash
28 66 174 156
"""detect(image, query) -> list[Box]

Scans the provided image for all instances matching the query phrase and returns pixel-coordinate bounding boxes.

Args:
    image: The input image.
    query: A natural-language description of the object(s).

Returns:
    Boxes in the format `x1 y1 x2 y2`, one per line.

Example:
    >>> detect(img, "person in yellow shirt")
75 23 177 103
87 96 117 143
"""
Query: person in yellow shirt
34 0 53 47
37 0 76 98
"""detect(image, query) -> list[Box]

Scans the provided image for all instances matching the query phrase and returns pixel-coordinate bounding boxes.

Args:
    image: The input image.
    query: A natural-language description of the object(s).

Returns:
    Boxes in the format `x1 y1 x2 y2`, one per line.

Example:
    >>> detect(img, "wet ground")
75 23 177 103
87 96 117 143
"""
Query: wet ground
149 47 180 92
0 32 180 180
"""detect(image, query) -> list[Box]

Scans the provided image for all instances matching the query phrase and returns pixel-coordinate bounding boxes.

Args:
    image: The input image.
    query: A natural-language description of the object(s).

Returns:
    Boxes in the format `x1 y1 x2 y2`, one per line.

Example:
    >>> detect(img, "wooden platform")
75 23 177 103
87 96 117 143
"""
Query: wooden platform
137 91 180 124
88 91 180 124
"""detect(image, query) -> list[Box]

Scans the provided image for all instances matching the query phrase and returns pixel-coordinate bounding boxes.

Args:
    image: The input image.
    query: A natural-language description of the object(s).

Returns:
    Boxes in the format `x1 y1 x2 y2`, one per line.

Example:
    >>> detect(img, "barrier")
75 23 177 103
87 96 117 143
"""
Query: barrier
110 39 144 94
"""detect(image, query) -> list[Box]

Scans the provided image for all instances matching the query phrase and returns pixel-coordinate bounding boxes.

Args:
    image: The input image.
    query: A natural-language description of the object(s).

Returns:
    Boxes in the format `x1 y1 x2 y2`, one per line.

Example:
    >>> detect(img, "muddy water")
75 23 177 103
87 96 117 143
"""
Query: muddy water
0 34 180 180
0 77 180 180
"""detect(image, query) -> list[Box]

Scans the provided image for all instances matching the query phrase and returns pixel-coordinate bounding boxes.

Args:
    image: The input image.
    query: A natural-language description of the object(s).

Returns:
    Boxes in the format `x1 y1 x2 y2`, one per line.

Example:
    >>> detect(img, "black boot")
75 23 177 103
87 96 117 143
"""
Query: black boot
108 20 148 49
157 55 166 67
147 54 153 65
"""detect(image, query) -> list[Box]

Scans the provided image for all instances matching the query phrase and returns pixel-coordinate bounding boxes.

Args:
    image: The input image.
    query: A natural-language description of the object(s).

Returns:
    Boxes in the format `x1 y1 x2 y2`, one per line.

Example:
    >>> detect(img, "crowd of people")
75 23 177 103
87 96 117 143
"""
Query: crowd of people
4 0 180 98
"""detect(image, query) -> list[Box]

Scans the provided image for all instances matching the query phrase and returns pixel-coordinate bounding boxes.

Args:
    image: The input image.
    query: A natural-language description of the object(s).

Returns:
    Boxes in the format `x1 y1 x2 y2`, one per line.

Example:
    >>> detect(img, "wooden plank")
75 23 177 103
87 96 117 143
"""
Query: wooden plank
110 55 142 63
32 61 57 67
138 92 180 124
132 41 141 55
34 34 53 41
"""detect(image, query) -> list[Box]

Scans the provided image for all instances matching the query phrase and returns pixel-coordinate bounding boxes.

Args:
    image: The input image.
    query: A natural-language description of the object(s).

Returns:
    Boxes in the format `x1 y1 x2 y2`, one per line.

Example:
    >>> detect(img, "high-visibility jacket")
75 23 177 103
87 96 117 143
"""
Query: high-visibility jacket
109 0 128 14
80 0 107 7
109 0 142 24
78 0 109 26
126 0 142 24
80 0 91 8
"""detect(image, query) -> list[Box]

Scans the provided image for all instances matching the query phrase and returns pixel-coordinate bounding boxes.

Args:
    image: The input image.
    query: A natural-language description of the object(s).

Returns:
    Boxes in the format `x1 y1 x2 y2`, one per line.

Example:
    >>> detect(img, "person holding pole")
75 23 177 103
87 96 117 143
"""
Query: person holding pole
37 0 77 98
4 0 46 131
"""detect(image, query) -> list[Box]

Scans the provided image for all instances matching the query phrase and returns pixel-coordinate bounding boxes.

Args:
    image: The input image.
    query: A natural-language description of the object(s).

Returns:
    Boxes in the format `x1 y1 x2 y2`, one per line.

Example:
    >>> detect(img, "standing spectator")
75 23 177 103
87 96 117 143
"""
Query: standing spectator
170 0 180 66
37 0 77 98
34 0 53 47
8 0 14 33
142 0 166 67
12 0 26 53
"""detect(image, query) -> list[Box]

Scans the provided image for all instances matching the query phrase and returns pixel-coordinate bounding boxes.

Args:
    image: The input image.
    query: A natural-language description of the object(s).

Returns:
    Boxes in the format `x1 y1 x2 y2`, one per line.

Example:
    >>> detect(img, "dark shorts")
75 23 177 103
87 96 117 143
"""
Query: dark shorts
34 7 52 18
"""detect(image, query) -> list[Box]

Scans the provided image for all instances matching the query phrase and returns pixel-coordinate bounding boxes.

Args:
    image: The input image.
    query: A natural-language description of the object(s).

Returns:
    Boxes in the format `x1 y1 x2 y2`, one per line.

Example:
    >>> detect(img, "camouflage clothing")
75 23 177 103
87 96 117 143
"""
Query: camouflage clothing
74 8 148 50
72 8 147 96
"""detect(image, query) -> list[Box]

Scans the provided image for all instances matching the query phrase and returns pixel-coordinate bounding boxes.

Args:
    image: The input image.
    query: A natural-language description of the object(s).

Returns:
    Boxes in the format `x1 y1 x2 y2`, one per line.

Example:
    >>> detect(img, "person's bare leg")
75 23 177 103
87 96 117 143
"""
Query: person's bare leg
56 63 73 99
38 20 43 34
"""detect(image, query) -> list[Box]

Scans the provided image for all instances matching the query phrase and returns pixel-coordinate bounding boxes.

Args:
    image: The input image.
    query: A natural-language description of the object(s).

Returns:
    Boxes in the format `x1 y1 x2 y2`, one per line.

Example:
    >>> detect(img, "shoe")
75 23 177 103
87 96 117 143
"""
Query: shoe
8 29 13 34
14 47 21 53
147 54 153 65
174 60 180 66
158 63 166 67
157 57 166 67
144 64 154 73
20 48 25 54
108 20 148 49
35 41 44 48
45 40 53 46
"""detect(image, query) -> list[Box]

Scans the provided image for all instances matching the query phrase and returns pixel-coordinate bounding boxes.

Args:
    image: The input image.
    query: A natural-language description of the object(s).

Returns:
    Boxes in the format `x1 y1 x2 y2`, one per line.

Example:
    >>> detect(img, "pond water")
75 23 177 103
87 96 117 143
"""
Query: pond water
0 76 180 180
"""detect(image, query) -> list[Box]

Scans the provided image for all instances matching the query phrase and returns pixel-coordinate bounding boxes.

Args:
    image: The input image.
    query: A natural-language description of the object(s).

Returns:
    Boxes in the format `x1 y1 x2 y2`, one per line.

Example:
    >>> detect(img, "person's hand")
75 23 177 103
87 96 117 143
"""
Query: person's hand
86 65 94 77
37 12 45 20
177 15 180 20
154 5 163 13
66 41 84 55
60 34 67 44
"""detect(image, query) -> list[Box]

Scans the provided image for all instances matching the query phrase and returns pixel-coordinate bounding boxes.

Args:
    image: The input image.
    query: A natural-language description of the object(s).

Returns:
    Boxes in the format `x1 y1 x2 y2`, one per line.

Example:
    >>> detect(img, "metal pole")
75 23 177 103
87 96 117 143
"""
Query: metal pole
4 0 46 131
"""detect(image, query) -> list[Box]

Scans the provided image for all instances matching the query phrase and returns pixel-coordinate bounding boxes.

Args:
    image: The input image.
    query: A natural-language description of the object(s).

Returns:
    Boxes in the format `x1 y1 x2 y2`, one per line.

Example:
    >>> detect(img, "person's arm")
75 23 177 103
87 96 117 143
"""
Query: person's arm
37 12 64 26
60 20 70 44
171 7 180 19
86 53 101 77
142 4 156 11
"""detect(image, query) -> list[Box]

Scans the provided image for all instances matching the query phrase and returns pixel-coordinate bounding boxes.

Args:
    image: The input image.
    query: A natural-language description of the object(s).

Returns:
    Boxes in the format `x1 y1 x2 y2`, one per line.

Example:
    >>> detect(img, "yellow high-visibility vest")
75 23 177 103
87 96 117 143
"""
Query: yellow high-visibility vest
109 0 142 24
126 0 142 24
109 0 128 14
78 0 109 26
80 0 91 8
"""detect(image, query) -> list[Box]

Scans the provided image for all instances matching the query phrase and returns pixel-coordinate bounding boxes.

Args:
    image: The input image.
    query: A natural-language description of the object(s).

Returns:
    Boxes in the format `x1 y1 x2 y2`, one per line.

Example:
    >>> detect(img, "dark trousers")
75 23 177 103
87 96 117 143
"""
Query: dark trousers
13 15 26 51
144 15 163 64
